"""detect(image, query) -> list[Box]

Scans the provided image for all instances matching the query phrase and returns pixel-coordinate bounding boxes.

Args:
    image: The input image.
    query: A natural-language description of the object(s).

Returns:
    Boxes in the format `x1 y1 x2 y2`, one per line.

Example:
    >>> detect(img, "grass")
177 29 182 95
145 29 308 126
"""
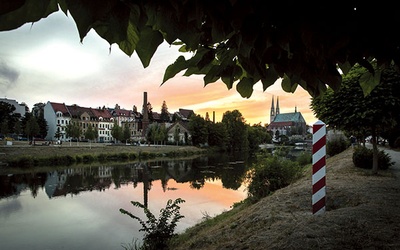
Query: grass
0 141 205 174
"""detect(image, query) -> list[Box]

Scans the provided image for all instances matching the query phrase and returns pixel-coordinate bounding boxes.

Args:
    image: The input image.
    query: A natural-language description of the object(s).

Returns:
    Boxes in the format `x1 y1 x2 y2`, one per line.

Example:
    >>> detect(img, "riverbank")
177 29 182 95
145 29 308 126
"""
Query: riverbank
170 147 400 249
0 141 206 174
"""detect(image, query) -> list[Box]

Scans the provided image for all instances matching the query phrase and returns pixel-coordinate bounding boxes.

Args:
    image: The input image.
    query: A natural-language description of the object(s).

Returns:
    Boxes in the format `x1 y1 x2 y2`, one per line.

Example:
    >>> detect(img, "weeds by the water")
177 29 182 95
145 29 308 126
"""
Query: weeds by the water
120 198 185 250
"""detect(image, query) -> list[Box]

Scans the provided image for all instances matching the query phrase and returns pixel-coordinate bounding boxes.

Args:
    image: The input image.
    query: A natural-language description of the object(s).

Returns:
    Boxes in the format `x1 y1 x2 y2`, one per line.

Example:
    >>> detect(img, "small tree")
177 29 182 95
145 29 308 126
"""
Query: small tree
111 121 122 143
54 127 62 141
160 100 169 122
84 123 97 148
65 120 82 146
25 115 40 141
122 123 131 144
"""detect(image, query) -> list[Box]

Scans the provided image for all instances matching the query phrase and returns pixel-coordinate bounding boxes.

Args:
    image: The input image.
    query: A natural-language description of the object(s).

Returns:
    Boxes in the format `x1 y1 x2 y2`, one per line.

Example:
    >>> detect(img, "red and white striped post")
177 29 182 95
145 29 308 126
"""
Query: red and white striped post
312 120 326 215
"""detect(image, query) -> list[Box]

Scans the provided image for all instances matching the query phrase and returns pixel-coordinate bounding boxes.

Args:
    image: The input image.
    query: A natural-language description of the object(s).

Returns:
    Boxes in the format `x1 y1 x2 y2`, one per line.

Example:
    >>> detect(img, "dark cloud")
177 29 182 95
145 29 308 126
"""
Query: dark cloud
0 59 20 89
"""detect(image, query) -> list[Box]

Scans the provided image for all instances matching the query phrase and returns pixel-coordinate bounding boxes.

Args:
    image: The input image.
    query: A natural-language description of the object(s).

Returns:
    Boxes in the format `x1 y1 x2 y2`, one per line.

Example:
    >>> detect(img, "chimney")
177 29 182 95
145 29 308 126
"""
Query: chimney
142 92 149 136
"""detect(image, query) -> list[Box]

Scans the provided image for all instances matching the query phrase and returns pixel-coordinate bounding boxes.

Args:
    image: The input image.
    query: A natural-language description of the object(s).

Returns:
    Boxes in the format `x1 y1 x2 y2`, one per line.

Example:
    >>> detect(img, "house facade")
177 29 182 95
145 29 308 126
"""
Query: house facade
44 102 115 142
41 93 194 144
44 102 72 142
166 121 191 145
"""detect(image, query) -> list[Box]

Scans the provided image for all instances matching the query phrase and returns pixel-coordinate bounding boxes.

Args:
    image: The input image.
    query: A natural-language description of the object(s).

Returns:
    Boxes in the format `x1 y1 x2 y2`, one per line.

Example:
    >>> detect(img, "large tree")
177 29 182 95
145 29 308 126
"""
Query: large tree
311 64 400 174
221 110 248 152
188 114 208 146
1 1 399 98
0 101 20 136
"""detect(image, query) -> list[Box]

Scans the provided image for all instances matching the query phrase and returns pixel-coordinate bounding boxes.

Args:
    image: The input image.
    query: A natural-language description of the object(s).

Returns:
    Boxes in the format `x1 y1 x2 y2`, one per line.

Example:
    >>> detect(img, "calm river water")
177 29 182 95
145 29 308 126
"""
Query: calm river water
0 154 250 250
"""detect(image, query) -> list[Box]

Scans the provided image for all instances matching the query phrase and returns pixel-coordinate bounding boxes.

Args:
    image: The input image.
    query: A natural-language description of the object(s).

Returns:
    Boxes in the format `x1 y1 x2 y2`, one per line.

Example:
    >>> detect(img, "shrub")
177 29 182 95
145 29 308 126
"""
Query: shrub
297 151 312 166
117 152 130 160
246 156 302 202
128 153 137 160
9 156 35 168
327 137 350 157
97 153 108 162
82 154 95 163
75 155 82 163
352 146 393 170
139 151 149 159
120 198 185 250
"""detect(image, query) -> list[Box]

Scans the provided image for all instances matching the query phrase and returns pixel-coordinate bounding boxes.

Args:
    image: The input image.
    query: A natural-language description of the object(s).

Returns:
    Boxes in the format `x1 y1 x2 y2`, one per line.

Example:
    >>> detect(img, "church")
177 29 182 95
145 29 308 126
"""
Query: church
267 96 307 138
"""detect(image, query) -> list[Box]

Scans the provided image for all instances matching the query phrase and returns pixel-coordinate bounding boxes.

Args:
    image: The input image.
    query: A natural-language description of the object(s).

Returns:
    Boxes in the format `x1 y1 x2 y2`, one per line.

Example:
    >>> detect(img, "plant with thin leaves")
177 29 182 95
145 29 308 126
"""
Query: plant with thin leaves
119 198 185 250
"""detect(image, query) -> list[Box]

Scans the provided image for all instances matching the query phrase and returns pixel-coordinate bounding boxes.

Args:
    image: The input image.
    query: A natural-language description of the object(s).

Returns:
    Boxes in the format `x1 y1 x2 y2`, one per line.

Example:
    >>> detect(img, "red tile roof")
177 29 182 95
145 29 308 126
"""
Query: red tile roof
50 102 70 116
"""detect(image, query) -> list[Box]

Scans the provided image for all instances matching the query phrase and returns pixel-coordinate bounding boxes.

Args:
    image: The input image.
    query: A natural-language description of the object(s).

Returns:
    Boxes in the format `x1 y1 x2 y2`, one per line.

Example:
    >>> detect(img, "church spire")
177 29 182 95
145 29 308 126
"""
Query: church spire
270 95 275 123
276 96 280 115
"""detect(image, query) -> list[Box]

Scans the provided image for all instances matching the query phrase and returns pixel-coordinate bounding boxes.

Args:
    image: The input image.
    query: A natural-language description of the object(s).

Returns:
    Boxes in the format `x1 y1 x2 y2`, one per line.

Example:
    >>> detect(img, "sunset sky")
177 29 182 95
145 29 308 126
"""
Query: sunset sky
0 10 317 126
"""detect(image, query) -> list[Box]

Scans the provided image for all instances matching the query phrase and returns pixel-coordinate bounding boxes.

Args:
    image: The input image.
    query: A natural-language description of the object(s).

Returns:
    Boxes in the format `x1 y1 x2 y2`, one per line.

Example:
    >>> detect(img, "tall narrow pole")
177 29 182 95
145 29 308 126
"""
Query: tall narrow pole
312 120 326 215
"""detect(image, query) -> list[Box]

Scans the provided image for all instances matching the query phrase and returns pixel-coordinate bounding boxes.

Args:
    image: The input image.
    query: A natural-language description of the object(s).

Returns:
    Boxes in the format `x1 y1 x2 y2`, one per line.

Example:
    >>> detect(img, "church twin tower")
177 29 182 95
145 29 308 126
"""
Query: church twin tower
270 96 280 123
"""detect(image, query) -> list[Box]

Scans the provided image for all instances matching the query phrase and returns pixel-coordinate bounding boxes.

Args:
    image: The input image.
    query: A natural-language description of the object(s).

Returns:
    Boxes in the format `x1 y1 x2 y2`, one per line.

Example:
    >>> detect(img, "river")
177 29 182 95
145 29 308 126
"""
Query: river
0 154 250 250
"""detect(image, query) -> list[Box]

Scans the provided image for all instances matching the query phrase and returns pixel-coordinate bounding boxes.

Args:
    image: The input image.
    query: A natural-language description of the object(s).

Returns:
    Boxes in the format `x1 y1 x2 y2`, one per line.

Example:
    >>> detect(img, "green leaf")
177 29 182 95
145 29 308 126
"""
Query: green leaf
0 0 59 31
204 65 221 85
281 75 298 93
261 66 279 91
360 70 381 96
66 0 118 42
236 77 254 98
162 56 187 84
136 26 164 67
221 66 234 89
93 2 130 45
117 19 140 56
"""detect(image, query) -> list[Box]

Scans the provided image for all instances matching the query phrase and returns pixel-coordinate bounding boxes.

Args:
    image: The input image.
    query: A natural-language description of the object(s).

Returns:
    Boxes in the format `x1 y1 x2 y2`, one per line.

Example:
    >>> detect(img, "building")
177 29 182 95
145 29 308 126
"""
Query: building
44 102 115 142
166 121 190 145
44 102 71 142
43 92 194 143
0 97 28 117
268 96 307 139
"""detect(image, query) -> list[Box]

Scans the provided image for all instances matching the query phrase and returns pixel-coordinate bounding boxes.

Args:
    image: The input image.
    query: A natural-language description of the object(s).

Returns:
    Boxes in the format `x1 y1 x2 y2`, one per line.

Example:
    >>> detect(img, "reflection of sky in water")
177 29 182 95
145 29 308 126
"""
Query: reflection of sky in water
0 198 22 218
0 179 246 250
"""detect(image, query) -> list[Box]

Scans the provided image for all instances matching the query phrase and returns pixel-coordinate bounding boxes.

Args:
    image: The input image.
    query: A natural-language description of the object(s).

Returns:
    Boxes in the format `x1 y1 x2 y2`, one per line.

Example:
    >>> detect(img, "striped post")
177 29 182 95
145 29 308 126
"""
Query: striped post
312 120 326 215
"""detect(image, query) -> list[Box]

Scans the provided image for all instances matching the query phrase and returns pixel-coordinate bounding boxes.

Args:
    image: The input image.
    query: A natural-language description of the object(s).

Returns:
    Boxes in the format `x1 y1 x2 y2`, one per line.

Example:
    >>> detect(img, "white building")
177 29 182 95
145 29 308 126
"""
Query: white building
44 102 71 141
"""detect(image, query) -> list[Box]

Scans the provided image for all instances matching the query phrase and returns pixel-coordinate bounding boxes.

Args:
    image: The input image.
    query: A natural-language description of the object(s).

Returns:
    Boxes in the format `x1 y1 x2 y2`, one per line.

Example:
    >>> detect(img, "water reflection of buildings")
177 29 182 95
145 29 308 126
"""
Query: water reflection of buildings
1 157 247 204
43 160 196 200
45 166 115 198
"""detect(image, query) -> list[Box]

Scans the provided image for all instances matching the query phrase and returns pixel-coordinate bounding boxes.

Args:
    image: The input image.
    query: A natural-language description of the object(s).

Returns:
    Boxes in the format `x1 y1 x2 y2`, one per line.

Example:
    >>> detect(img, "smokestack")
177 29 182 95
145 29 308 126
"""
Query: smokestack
143 92 148 120
213 111 215 123
142 92 149 136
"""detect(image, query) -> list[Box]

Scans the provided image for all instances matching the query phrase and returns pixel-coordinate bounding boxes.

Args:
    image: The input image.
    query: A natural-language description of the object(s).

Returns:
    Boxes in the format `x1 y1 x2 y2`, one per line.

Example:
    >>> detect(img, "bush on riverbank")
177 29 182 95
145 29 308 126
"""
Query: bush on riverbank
245 156 304 203
5 148 204 169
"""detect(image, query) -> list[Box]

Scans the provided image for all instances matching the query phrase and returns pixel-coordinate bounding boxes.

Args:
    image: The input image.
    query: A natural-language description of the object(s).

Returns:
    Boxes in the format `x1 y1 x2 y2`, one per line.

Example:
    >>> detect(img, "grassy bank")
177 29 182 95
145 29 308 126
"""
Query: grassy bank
169 147 400 249
0 141 205 174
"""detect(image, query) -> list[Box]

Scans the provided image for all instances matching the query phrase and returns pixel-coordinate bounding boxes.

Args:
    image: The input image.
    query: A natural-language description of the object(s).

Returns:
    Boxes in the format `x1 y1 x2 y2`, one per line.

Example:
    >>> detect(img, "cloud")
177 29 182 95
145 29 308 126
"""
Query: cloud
0 59 19 89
